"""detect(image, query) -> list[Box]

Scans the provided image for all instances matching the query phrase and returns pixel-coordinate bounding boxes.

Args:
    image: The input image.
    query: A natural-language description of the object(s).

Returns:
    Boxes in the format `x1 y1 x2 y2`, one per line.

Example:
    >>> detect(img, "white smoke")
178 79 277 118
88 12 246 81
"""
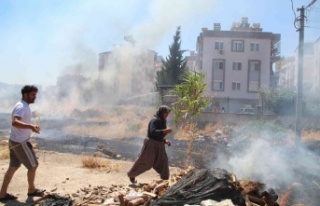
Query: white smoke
209 122 320 200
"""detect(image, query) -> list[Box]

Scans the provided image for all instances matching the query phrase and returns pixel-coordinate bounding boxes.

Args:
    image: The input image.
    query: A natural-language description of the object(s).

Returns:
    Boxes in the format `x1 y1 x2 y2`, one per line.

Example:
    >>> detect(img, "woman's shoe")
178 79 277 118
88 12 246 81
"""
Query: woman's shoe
129 177 137 183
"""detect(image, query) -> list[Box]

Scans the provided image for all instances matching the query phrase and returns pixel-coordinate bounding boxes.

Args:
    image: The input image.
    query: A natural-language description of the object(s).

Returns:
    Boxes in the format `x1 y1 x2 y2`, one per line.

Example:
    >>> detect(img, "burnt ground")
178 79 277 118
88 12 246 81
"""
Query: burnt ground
1 112 320 169
34 133 224 169
2 113 320 204
1 112 320 166
0 113 225 168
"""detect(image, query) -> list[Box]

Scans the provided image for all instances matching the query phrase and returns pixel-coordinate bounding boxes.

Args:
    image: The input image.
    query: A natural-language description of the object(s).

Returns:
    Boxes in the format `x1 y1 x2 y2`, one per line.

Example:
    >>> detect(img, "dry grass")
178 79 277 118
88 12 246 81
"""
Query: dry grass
172 122 198 167
174 124 194 141
0 146 9 159
302 130 320 142
81 155 120 172
202 123 220 134
0 140 9 160
174 122 221 141
64 105 154 139
0 134 9 159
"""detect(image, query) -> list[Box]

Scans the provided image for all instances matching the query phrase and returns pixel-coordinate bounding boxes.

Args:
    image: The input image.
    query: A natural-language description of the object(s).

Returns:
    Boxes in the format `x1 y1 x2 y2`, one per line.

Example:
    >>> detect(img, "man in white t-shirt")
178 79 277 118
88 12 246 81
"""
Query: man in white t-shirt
0 85 45 202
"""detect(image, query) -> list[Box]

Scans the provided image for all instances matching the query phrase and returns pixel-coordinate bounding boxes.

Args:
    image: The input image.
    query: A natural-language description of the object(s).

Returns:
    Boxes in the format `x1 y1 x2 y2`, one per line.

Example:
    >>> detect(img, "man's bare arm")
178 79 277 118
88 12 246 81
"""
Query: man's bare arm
12 116 40 133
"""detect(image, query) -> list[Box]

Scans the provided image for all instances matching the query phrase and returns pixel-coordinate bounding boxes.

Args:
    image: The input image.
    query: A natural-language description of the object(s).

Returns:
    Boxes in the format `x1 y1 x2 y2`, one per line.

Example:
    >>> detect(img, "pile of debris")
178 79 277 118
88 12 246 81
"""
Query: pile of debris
37 167 279 206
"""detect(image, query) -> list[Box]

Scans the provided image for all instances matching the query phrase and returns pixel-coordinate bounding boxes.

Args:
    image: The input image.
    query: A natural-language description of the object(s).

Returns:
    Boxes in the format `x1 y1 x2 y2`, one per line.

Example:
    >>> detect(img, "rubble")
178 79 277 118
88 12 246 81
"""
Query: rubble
37 168 280 206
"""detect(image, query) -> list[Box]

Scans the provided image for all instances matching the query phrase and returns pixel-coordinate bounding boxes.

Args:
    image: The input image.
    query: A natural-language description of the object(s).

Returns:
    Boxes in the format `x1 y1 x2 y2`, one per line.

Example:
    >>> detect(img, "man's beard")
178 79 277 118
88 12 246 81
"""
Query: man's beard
28 98 35 104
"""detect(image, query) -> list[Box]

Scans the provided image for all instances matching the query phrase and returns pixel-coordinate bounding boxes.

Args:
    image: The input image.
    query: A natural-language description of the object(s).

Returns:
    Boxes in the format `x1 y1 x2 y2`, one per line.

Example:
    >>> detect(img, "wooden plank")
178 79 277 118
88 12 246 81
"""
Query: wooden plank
142 191 157 198
247 195 266 206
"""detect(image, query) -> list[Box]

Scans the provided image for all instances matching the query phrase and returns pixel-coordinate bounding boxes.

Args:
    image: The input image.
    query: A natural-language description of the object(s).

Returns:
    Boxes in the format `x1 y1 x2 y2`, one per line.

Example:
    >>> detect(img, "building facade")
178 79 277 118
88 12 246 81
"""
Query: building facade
195 17 281 113
98 40 161 104
276 57 295 90
277 37 320 93
186 51 197 71
294 38 320 92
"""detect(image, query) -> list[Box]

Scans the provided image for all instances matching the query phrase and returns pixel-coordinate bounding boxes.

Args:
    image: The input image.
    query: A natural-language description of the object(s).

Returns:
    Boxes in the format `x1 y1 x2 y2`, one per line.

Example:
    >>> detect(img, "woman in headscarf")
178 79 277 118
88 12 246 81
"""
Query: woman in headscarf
127 105 172 183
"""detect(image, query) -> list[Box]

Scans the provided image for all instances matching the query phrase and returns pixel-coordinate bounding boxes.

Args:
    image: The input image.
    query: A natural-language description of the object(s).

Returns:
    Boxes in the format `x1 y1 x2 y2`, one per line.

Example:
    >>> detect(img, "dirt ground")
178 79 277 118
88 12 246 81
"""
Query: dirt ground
0 150 179 206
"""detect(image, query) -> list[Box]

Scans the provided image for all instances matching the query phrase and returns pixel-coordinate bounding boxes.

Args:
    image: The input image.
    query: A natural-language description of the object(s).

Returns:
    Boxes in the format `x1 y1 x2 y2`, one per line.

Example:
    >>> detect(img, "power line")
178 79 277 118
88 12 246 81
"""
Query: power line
308 8 320 11
291 0 297 17
305 25 320 29
305 1 320 28
306 18 320 22
306 0 318 9
291 0 299 30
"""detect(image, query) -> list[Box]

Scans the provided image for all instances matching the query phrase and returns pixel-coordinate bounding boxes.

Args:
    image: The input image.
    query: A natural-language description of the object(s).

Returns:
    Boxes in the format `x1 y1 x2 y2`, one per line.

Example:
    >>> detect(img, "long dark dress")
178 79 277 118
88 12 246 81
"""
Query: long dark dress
127 115 169 180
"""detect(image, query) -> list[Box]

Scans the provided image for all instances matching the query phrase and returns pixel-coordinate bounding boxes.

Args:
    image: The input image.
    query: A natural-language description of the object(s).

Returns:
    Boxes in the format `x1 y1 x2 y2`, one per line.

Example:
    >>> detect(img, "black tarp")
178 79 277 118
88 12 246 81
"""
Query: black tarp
39 194 73 206
150 168 244 206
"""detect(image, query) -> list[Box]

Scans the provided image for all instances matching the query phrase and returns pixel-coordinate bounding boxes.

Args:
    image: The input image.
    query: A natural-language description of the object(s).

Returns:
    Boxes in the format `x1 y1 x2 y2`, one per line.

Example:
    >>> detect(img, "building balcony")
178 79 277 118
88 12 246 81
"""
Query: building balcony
271 45 281 62
271 55 281 62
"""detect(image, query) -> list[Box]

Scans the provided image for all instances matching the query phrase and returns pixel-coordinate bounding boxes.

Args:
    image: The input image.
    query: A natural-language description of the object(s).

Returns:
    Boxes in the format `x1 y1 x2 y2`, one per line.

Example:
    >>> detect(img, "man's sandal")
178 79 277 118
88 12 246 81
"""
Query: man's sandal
0 193 18 202
27 189 46 197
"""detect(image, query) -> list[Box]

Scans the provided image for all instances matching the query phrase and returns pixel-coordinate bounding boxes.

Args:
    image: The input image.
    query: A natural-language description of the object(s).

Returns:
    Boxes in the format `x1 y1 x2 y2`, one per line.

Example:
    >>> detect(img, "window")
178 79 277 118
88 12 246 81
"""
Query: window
214 61 224 70
232 82 241 90
232 62 242 70
215 42 224 50
248 60 260 92
214 80 223 91
99 55 105 69
249 81 259 91
232 40 244 52
212 59 225 91
249 61 260 71
250 43 259 51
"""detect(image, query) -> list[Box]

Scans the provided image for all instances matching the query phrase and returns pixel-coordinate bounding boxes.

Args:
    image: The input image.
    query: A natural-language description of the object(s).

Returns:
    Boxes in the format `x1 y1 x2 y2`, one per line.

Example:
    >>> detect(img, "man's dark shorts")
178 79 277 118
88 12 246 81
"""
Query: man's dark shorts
9 140 38 169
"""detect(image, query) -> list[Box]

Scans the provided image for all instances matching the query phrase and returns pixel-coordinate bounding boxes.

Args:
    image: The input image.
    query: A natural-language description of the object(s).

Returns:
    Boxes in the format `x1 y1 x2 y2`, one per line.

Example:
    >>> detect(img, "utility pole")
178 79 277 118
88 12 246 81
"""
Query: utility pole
295 6 305 145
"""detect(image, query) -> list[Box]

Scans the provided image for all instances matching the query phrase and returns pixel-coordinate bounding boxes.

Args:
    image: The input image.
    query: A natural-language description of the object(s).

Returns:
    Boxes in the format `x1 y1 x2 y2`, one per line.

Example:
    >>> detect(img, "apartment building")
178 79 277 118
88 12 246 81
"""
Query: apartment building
294 38 320 92
275 57 295 90
195 17 281 113
186 51 197 70
295 42 316 91
98 39 160 103
277 38 320 93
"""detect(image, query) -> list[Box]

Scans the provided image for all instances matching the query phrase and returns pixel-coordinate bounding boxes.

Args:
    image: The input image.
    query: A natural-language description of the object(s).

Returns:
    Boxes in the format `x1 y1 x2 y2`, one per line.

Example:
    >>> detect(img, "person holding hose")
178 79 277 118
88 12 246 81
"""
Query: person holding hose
127 105 172 183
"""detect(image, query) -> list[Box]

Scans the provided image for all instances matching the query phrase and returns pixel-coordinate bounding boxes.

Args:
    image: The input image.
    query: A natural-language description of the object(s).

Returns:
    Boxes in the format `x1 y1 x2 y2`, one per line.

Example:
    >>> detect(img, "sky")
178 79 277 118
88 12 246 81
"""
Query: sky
0 0 319 88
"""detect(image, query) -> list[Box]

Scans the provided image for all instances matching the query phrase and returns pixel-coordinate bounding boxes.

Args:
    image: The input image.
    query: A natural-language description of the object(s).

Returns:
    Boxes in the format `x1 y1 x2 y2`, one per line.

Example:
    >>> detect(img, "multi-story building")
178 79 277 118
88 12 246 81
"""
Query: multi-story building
98 38 161 104
294 42 316 91
186 51 197 71
195 17 281 113
277 38 320 93
293 38 320 92
276 57 295 90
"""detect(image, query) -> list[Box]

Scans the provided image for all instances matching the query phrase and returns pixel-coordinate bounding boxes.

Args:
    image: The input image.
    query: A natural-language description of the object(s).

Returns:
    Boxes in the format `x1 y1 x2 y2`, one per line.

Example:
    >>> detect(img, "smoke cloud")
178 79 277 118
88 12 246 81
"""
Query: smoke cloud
14 0 218 116
208 122 320 203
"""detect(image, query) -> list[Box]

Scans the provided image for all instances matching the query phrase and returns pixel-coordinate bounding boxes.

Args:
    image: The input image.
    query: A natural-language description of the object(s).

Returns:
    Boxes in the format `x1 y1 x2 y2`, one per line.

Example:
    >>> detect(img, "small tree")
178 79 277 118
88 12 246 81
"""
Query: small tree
172 70 210 167
258 87 295 115
156 26 187 89
304 90 320 116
